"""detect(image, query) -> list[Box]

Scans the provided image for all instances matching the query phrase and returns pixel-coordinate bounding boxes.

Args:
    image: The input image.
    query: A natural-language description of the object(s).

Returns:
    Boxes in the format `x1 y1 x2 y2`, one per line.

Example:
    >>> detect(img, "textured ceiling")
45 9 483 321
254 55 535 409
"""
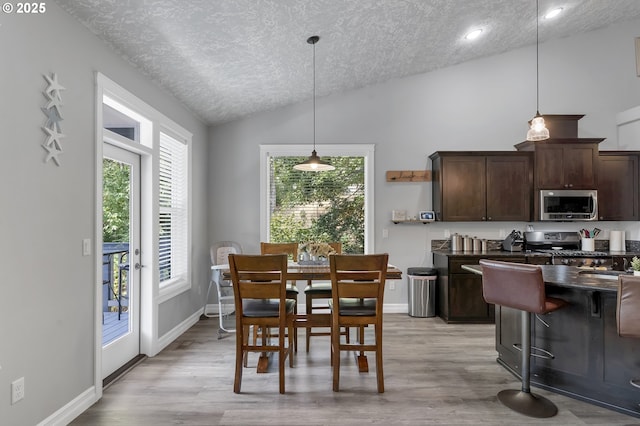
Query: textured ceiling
55 0 640 125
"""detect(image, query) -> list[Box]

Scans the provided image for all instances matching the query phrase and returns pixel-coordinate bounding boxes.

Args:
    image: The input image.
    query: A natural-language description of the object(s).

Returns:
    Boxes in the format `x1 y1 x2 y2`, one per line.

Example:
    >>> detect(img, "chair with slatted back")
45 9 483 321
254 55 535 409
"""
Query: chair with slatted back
229 253 295 394
329 253 388 393
617 275 640 389
303 242 346 352
260 242 300 349
204 241 242 339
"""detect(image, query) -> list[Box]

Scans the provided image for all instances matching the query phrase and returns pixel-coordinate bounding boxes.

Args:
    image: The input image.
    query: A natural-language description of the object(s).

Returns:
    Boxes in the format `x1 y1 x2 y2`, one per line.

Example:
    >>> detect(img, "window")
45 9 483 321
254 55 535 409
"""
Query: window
260 145 375 254
158 131 189 287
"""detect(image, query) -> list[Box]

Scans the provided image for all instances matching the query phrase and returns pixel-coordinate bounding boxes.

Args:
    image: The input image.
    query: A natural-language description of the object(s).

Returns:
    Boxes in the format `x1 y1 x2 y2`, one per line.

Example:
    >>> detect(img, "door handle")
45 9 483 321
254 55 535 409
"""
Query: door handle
134 263 142 270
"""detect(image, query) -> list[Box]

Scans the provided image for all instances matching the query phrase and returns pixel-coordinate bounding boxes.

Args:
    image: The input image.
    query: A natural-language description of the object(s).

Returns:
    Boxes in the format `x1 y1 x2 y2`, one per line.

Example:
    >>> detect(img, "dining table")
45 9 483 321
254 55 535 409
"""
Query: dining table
217 261 403 373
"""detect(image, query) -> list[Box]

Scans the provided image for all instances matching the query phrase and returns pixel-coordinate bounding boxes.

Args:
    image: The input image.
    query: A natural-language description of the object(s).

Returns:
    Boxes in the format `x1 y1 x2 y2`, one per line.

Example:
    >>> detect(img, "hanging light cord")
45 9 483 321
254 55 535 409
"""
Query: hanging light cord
535 0 540 115
312 38 316 150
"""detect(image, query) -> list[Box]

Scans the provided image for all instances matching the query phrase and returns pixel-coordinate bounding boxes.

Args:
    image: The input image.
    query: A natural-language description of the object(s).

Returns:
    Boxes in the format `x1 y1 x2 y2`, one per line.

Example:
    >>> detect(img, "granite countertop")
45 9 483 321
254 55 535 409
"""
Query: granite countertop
462 264 627 292
433 249 640 257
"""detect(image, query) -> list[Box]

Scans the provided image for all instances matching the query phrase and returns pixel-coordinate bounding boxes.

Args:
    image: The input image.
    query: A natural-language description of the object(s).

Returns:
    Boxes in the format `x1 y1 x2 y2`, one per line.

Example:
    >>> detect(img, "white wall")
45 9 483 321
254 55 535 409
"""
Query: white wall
0 4 208 425
208 19 640 306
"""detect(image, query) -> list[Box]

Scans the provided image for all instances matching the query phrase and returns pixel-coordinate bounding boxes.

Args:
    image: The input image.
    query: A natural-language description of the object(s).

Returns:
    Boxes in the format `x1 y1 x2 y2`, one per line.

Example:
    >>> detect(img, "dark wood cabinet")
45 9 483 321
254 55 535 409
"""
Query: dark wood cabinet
430 152 532 222
433 254 525 323
598 152 639 221
516 140 601 189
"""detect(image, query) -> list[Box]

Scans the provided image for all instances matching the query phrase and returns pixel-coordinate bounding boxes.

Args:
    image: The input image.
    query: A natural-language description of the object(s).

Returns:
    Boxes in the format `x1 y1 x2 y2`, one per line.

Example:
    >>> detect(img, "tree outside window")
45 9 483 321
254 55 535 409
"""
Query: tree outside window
269 156 364 254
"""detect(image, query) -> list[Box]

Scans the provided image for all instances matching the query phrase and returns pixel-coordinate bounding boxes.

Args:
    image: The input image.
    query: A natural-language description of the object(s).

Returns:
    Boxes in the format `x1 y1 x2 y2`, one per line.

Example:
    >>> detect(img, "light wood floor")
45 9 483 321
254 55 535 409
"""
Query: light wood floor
72 314 639 425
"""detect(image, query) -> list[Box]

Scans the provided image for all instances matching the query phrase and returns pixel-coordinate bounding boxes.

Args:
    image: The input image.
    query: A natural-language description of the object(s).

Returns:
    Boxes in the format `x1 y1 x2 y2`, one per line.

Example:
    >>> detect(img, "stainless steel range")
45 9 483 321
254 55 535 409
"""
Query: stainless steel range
524 231 612 268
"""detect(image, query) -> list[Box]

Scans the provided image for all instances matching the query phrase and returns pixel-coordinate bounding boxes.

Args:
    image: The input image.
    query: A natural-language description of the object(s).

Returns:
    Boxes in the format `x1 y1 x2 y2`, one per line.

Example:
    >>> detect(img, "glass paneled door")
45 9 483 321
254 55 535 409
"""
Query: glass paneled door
102 143 141 379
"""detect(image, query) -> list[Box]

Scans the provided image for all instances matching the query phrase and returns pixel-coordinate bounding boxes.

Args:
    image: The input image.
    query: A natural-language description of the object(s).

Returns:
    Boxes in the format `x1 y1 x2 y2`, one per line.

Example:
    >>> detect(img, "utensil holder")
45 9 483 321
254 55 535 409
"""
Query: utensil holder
581 238 595 252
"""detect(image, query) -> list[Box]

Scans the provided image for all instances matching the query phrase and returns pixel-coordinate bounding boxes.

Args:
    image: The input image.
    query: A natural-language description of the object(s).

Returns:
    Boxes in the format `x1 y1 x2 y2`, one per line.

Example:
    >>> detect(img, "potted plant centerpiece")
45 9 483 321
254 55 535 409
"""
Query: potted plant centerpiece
298 242 337 264
631 256 640 276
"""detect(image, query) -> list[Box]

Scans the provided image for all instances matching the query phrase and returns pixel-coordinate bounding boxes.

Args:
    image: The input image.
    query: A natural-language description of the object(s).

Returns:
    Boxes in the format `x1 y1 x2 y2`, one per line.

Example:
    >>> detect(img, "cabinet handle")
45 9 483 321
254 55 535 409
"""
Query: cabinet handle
590 292 601 317
487 217 492 221
482 216 486 221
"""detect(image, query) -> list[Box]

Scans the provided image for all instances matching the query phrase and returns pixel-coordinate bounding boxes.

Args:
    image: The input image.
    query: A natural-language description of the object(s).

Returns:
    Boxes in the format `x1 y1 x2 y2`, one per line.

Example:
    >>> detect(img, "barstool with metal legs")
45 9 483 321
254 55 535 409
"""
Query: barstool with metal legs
617 275 640 389
479 259 568 418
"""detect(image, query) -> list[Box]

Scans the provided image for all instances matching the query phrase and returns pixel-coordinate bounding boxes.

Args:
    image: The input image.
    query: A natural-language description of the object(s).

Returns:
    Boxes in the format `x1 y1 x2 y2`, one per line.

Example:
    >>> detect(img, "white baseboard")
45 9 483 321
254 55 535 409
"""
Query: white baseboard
44 310 202 424
152 309 202 356
38 386 97 426
383 303 408 314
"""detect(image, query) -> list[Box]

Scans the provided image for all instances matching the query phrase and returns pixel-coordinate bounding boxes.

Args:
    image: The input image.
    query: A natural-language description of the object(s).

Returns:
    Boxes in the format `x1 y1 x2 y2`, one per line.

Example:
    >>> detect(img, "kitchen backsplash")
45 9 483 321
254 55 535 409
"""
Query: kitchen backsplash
431 239 640 252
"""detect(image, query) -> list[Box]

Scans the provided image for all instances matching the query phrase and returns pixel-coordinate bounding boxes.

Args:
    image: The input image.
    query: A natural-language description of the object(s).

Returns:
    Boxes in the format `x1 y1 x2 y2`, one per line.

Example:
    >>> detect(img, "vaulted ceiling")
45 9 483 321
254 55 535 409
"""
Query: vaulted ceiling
55 0 640 125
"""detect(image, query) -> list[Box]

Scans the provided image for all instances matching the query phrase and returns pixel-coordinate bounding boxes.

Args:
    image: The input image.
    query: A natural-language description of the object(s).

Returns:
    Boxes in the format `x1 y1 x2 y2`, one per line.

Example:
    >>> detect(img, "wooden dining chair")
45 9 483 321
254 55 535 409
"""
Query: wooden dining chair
229 253 295 394
260 242 300 349
329 253 388 393
303 242 347 351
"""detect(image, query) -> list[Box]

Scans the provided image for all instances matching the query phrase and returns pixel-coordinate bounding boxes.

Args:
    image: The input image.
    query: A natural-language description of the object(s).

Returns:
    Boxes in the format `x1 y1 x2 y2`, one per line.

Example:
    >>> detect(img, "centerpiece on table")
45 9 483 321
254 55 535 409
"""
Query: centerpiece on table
298 242 337 265
631 256 640 276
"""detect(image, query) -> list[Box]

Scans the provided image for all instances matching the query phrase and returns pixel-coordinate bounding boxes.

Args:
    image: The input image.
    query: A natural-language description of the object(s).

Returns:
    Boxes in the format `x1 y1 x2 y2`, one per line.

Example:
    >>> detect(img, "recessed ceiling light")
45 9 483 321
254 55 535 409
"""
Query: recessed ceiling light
464 29 483 40
544 7 563 19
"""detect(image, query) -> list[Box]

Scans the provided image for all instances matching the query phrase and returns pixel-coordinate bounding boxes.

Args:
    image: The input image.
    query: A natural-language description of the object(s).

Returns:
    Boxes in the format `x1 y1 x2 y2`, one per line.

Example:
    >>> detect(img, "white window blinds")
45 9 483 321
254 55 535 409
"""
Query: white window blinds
159 132 188 285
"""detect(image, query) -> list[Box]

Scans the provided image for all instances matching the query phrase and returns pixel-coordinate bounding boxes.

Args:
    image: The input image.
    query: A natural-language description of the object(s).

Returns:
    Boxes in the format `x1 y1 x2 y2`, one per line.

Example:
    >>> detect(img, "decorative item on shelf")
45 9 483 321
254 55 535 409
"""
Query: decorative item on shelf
298 242 336 265
293 35 335 172
392 210 407 222
526 0 550 142
631 256 640 276
419 211 435 222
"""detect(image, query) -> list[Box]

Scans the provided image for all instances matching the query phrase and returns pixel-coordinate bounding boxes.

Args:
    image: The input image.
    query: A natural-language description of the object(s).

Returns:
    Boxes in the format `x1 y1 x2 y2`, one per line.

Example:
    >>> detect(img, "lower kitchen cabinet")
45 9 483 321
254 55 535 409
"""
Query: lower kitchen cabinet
433 253 525 323
495 288 640 417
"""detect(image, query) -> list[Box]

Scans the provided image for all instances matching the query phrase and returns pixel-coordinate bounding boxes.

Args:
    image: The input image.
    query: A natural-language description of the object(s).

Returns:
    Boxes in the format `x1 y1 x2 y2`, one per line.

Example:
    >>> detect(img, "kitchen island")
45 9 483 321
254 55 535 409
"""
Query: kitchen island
464 264 640 418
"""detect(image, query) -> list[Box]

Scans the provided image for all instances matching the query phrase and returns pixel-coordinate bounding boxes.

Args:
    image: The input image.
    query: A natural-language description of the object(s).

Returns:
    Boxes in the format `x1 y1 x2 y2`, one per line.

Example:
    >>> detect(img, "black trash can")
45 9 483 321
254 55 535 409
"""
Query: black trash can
407 267 438 317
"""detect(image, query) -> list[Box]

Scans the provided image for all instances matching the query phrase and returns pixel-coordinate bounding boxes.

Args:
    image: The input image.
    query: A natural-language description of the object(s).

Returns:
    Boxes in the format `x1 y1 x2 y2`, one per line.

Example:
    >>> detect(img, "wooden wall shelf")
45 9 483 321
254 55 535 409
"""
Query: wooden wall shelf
386 170 431 182
391 220 433 224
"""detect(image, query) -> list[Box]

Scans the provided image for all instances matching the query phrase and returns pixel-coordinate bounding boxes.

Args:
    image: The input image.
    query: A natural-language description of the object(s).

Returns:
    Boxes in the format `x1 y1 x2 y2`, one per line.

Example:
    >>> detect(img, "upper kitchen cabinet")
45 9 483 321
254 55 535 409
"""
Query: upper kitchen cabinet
597 152 639 221
515 115 604 190
430 152 533 222
516 140 601 189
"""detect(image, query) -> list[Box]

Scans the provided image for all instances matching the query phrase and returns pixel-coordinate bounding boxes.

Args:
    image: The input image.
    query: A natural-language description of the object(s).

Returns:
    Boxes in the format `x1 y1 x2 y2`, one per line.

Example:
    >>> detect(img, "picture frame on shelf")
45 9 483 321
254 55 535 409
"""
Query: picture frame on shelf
419 211 435 222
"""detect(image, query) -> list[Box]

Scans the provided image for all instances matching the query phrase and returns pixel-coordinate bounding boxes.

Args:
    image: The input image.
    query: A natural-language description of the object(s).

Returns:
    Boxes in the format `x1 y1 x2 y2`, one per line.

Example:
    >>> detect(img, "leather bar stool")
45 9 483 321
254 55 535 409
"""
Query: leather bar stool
617 275 640 389
479 259 567 418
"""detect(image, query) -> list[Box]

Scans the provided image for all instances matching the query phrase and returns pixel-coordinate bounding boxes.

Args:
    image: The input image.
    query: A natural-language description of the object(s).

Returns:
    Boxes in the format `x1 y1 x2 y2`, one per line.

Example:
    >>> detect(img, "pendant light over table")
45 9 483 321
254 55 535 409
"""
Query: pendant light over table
294 36 335 172
526 0 550 141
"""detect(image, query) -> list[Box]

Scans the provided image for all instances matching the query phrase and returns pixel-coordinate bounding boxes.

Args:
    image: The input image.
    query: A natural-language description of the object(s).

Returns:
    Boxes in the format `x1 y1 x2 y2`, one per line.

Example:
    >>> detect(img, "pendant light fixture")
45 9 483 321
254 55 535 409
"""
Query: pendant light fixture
526 0 550 141
294 35 335 172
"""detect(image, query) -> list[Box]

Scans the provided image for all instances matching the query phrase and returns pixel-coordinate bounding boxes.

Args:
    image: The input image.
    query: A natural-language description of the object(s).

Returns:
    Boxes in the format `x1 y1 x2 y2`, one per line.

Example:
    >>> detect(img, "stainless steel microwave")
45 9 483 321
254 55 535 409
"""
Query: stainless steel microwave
539 189 598 221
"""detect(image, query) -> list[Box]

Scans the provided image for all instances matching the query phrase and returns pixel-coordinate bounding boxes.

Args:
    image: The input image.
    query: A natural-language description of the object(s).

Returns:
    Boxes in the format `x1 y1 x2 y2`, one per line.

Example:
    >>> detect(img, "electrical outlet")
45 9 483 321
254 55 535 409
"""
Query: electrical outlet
82 238 91 256
12 377 24 404
444 229 450 238
382 228 389 239
389 282 396 290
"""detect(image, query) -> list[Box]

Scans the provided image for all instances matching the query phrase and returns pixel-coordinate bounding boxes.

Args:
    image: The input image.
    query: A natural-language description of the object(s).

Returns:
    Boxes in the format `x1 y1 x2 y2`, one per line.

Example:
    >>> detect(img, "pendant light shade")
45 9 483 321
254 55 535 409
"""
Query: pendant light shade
527 112 550 141
526 0 550 141
294 36 335 172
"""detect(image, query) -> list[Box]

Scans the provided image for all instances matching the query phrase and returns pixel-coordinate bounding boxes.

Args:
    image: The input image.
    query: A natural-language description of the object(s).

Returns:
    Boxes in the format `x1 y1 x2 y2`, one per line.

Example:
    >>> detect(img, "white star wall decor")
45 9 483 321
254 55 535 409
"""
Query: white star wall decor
41 73 65 166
